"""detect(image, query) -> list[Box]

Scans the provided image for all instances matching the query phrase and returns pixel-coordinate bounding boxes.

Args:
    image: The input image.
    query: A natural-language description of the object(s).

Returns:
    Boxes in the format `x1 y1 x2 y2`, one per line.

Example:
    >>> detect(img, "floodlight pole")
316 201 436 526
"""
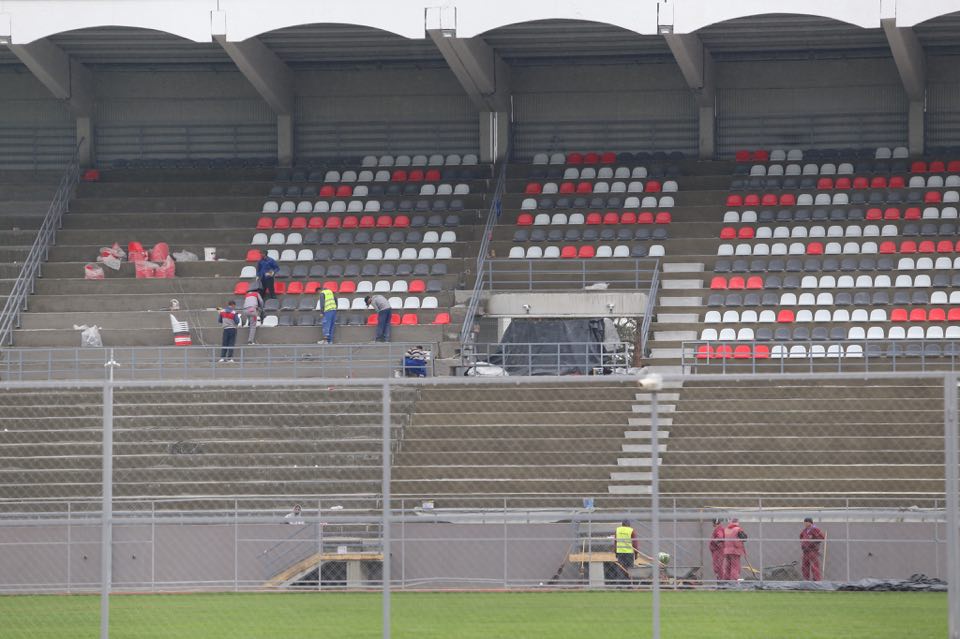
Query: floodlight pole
945 374 959 639
101 353 118 639
650 390 661 639
382 383 392 639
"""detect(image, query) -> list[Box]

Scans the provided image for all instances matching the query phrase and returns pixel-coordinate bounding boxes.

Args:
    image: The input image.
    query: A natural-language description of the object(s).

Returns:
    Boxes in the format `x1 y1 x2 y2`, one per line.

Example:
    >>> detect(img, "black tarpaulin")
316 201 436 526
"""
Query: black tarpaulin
489 318 605 375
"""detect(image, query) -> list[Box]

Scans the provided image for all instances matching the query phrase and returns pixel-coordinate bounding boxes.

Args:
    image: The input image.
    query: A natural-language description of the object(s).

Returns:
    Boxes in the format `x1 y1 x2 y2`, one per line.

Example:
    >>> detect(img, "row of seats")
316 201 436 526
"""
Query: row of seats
520 196 675 210
720 223 957 239
254 294 442 311
726 191 959 207
543 166 654 180
237 278 439 294
251 230 457 246
361 153 477 168
707 290 937 307
507 244 664 259
239 262 448 279
523 180 678 195
737 147 911 162
703 326 960 340
246 247 453 263
532 151 685 165
712 273 960 291
718 240 960 256
256 214 458 230
513 227 668 243
694 342 960 360
517 211 672 226
529 165 680 181
269 182 471 199
723 206 960 223
706 304 960 323
734 160 912 177
715 256 960 274
262 199 467 214
741 176 960 190
259 312 448 327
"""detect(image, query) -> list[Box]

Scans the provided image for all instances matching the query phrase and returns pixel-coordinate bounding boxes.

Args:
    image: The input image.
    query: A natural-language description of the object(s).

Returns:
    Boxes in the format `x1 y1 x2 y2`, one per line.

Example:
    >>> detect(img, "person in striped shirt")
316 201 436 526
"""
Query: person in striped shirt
218 300 239 362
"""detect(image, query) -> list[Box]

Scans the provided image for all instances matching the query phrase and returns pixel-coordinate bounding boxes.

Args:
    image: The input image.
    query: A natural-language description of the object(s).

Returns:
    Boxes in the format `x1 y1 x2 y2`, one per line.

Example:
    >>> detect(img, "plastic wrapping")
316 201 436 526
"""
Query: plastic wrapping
490 318 605 376
150 242 170 262
135 260 159 279
84 264 104 280
154 256 176 278
172 250 199 262
73 324 103 347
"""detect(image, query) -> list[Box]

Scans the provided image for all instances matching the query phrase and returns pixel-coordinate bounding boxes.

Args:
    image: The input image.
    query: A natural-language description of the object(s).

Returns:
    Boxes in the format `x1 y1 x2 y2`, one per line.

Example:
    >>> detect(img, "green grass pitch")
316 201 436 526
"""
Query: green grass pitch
0 590 946 638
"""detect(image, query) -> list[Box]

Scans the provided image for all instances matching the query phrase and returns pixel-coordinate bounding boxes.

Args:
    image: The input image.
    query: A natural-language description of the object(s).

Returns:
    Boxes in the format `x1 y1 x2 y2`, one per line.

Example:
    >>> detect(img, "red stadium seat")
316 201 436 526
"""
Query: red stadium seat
696 345 713 360
891 308 908 322
645 180 662 193
752 150 769 162
817 177 834 190
904 207 921 220
929 308 947 322
909 308 928 322
620 212 637 224
291 216 307 229
852 177 869 190
305 281 321 295
393 215 410 228
376 215 393 228
753 344 770 359
637 211 654 224
733 345 752 359
728 276 745 290
409 280 426 293
744 194 761 206
879 241 897 254
321 281 338 293
325 216 341 229
408 169 424 183
583 152 600 165
949 160 960 172
720 227 736 239
319 185 335 197
899 240 916 254
911 161 928 173
779 194 796 206
806 242 823 255
576 182 593 194
888 176 905 188
710 276 727 290
602 212 620 225
234 281 249 295
274 217 290 230
938 240 955 254
585 212 602 225
339 281 356 294
735 150 751 163
273 281 286 295
777 309 795 323
517 213 534 226
866 208 882 220
308 216 325 229
425 169 442 182
737 227 755 239
746 276 763 289
600 152 617 164
525 183 542 194
341 216 359 229
391 313 402 326
391 170 407 182
919 240 936 254
560 246 577 258
949 308 960 322
577 245 596 258
714 344 734 359
433 312 451 325
930 161 946 173
834 177 851 190
286 281 304 295
870 176 888 189
359 216 375 228
246 249 262 262
558 182 575 194
726 194 743 207
566 152 583 165
925 191 943 204
654 212 672 224
335 185 353 197
761 194 778 206
367 314 378 325
256 217 273 230
884 208 901 220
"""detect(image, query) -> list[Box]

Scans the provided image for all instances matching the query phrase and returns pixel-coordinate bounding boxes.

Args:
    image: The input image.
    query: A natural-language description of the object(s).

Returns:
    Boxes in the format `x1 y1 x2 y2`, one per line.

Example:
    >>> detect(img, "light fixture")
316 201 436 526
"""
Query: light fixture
440 28 455 38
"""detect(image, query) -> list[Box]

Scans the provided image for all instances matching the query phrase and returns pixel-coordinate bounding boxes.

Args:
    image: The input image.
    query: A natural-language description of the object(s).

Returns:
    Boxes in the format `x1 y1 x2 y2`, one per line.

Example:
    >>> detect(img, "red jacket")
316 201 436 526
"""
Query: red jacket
723 523 746 556
709 524 725 554
800 525 825 554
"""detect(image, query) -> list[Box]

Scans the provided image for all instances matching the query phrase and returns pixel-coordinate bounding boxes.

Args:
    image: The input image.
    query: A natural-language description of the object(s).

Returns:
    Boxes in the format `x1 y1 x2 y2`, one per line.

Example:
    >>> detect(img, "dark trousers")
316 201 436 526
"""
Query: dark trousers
376 309 392 341
221 328 236 359
261 276 276 299
616 552 635 584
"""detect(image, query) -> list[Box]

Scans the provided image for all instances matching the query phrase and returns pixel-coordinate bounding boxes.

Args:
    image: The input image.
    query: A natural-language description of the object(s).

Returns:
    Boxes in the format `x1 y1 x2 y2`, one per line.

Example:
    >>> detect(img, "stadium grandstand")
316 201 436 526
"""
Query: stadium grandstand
1 2 959 638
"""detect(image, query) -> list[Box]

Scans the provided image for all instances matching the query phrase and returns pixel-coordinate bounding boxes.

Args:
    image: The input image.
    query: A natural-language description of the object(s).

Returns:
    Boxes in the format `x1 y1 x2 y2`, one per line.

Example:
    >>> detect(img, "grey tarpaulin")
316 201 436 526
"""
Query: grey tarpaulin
490 318 605 375
740 574 946 592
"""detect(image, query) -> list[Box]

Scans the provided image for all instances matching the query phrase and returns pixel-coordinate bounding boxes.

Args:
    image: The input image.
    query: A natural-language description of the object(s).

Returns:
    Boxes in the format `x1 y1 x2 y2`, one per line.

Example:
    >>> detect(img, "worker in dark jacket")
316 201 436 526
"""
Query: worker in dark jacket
255 254 279 299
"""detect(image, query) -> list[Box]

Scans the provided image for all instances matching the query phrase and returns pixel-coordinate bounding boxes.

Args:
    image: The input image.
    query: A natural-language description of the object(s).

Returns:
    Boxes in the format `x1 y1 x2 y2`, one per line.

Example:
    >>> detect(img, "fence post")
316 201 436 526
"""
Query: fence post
650 389 661 639
944 373 959 639
381 382 392 639
100 352 118 639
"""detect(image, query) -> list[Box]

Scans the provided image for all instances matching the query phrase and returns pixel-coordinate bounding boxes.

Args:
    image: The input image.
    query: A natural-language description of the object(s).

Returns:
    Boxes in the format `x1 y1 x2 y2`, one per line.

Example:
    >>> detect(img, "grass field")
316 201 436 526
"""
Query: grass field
0 591 946 638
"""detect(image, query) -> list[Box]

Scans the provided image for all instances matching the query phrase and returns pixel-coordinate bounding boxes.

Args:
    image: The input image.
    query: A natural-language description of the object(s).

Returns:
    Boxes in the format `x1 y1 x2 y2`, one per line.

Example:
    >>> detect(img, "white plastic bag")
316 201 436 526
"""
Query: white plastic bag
97 254 122 270
464 362 507 377
172 250 199 262
84 264 104 280
73 324 103 348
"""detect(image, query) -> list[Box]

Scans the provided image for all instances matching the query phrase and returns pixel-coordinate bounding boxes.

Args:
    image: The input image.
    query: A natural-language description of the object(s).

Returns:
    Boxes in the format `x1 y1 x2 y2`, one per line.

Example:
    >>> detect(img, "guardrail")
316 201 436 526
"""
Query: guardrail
479 257 660 290
458 145 510 345
0 343 437 382
464 341 630 376
639 266 660 358
0 140 83 347
682 339 960 373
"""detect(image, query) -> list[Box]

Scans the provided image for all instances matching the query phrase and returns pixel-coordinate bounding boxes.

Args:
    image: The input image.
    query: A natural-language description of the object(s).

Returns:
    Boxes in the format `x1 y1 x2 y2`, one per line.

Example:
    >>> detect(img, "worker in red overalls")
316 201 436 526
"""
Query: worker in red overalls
800 517 826 581
722 518 747 582
709 518 725 582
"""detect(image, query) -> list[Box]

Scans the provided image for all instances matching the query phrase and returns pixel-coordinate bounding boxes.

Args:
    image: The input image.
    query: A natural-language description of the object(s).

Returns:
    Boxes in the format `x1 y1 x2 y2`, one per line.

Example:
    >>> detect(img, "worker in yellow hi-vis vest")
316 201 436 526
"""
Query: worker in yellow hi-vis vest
319 287 337 344
614 520 641 573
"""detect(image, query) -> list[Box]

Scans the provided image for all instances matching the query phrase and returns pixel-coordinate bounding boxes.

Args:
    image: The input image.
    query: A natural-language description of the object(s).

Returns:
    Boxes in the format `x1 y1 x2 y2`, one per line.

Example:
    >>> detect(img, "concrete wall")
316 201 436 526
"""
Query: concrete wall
0 67 75 169
0 517 944 592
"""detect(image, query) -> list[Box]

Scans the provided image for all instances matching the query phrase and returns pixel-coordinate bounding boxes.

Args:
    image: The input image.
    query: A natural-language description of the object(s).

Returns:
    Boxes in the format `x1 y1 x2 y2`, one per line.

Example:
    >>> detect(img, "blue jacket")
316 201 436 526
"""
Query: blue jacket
256 256 279 279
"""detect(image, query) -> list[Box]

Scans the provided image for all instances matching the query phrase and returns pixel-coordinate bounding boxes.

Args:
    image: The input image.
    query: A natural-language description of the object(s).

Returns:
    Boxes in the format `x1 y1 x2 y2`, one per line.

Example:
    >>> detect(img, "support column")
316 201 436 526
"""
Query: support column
213 11 295 167
8 38 95 166
427 7 512 162
664 34 715 160
883 19 926 156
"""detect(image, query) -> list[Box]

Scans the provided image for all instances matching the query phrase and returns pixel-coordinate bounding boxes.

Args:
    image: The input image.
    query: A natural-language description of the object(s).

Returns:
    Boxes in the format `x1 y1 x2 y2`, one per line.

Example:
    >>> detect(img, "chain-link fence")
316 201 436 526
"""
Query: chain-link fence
0 371 956 638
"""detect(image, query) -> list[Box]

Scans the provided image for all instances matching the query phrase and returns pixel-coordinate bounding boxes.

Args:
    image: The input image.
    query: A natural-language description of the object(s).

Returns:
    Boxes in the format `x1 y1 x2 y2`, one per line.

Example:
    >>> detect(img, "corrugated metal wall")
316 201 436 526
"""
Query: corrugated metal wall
0 99 75 170
717 84 909 157
512 89 698 159
927 83 960 148
295 94 479 159
94 98 276 161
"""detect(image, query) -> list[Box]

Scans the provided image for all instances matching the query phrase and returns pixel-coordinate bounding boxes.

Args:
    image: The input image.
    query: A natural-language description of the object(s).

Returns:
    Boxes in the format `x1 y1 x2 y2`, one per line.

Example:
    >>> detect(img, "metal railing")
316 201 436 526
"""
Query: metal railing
458 146 510 345
0 140 83 347
479 257 659 290
0 343 437 382
464 341 630 376
683 339 960 373
639 266 660 357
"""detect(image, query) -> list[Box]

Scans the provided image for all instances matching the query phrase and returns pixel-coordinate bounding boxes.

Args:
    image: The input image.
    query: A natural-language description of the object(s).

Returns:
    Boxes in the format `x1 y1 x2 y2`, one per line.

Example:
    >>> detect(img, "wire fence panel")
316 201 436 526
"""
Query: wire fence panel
0 373 952 638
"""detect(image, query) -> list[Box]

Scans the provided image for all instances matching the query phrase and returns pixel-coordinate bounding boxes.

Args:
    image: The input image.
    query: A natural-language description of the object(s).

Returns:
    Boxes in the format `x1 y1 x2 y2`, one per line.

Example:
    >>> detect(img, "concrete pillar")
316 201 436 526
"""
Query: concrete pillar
76 116 93 167
277 114 293 168
698 105 715 160
480 111 510 163
908 100 925 157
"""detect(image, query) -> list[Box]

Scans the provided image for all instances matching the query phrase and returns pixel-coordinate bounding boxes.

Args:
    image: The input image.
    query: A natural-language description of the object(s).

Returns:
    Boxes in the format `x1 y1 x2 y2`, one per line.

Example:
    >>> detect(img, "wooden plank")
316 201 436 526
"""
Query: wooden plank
264 552 384 588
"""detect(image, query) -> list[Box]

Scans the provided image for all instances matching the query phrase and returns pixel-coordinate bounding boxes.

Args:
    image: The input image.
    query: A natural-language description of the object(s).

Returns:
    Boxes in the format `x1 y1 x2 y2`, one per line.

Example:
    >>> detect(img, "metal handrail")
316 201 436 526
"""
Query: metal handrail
479 257 660 290
639 265 661 357
0 140 83 347
458 145 511 345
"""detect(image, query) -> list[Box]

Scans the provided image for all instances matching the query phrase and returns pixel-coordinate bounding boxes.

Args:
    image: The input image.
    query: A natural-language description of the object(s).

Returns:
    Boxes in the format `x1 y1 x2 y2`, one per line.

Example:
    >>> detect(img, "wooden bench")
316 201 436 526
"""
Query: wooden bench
568 551 653 588
265 551 384 589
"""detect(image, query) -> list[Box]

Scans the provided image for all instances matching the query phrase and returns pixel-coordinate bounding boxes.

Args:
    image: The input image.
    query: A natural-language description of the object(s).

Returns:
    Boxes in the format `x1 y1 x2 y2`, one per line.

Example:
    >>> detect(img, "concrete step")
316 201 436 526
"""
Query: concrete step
607 485 652 494
633 393 680 402
662 262 704 273
650 348 684 359
622 443 668 453
624 430 670 438
631 404 676 413
660 279 703 290
653 331 697 342
654 313 699 323
628 417 674 427
609 472 652 482
657 296 702 307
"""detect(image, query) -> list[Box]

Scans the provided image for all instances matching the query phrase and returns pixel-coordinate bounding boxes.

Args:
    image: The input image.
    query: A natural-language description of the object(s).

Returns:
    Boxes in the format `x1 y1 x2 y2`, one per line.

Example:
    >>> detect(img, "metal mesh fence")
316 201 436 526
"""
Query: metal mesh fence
0 372 955 638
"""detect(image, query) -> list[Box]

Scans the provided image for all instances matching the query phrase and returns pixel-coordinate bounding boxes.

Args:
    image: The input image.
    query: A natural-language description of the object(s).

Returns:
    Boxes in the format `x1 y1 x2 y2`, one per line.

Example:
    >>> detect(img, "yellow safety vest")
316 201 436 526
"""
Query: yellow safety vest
321 288 336 312
615 526 634 554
